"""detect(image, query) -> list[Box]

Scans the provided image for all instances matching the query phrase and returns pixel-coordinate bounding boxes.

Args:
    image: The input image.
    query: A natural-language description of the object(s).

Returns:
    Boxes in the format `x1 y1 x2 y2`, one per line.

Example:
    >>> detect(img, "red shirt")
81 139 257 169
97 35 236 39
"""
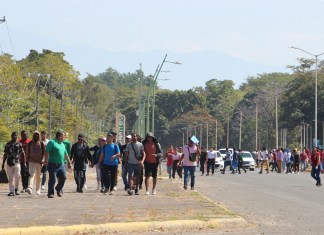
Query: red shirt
300 152 307 161
166 152 173 166
18 138 31 163
144 142 158 164
310 152 321 165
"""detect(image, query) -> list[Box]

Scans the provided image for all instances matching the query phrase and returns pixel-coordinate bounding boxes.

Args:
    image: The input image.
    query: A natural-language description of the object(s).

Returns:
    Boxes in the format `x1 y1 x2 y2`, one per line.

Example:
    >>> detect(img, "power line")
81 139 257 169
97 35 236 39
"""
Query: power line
4 17 16 60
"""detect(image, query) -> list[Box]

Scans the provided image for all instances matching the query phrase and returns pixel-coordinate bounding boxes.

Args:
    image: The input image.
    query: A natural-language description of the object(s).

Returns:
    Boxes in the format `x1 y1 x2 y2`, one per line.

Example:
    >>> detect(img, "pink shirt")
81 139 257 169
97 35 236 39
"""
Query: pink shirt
182 144 198 167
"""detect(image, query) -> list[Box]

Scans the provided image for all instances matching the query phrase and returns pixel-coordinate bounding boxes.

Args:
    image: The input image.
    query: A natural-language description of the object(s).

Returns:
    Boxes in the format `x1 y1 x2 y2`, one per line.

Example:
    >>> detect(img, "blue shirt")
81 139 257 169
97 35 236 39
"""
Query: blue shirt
100 143 120 166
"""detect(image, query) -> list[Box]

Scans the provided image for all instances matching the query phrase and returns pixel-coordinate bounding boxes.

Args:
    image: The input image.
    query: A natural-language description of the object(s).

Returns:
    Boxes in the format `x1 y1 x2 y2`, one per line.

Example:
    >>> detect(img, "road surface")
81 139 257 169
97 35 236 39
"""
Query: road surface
195 168 324 234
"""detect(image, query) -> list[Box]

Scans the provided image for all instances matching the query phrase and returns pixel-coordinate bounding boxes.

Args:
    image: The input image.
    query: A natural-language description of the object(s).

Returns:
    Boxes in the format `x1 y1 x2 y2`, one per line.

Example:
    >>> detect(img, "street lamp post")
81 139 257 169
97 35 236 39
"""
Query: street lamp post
151 54 181 135
291 46 324 147
239 110 242 149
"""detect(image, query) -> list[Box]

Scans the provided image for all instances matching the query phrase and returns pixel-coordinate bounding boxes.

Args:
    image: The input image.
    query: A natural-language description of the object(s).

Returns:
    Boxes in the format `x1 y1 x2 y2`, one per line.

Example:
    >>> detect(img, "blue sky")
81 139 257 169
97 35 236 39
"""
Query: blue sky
1 0 324 90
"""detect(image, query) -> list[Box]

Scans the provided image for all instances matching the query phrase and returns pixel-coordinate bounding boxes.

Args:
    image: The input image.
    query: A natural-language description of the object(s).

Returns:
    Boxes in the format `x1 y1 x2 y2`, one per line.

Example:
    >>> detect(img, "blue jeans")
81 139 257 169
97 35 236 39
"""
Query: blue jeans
47 163 66 196
183 166 196 187
311 165 322 184
122 164 129 189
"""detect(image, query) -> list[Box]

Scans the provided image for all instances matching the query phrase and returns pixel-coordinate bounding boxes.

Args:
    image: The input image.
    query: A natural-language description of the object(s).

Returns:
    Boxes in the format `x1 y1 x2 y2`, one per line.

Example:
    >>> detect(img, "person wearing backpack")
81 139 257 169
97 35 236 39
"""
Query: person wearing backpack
71 134 93 193
98 133 120 195
26 131 45 195
142 132 163 195
2 132 25 196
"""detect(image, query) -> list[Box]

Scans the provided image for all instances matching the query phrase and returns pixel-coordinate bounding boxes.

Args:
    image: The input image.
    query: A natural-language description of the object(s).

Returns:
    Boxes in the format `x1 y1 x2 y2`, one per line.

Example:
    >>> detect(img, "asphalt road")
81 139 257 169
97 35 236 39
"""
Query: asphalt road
194 167 324 235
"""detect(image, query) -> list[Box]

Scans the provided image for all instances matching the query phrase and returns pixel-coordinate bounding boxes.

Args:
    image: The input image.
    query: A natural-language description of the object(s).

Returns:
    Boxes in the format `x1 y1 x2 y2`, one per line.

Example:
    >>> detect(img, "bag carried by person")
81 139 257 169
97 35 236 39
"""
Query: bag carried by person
131 143 143 161
188 147 197 162
0 169 9 183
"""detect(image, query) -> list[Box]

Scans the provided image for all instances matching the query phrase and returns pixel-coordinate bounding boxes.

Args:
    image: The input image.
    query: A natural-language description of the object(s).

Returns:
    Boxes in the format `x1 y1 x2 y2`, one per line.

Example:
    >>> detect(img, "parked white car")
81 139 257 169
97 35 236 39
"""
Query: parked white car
241 151 255 171
214 151 224 170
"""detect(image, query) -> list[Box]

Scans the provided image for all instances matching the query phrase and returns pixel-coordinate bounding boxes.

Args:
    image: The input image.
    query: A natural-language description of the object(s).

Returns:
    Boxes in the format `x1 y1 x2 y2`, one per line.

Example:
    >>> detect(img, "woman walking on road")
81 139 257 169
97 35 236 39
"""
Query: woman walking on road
199 147 207 176
178 138 200 190
172 147 182 180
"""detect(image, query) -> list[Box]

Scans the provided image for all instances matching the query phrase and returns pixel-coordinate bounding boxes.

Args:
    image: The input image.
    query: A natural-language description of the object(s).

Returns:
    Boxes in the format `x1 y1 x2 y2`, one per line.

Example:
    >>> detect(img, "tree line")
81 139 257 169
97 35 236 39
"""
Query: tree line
0 49 323 151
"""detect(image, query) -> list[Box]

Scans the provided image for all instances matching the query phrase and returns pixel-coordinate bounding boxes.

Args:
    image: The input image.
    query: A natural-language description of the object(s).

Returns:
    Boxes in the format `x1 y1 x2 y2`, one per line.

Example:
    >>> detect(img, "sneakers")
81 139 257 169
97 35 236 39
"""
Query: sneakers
15 189 20 196
135 188 139 195
109 191 113 195
83 184 87 190
41 185 45 190
20 188 26 193
26 188 32 194
48 194 54 198
152 189 157 195
36 191 41 195
127 189 133 195
8 192 14 196
206 173 209 176
183 185 188 190
103 188 109 195
113 186 117 191
145 191 150 195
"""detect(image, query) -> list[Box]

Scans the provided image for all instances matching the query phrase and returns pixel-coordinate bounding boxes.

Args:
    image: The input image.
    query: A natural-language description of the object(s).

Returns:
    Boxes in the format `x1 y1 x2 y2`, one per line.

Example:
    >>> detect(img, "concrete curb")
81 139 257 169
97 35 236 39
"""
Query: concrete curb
0 217 248 235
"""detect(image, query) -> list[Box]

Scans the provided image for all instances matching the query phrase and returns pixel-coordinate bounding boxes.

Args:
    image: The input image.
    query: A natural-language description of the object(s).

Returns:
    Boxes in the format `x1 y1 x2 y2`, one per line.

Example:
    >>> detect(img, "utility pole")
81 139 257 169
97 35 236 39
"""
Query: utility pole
239 111 242 149
47 74 52 138
215 119 218 150
138 63 143 136
199 125 203 148
35 74 40 130
182 131 185 148
206 123 209 149
60 81 64 128
255 100 258 151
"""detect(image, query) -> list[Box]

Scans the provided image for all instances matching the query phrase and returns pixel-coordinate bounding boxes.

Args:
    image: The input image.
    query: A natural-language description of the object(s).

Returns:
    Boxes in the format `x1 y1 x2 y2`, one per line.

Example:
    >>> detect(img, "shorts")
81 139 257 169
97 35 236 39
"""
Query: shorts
144 162 159 178
127 163 142 178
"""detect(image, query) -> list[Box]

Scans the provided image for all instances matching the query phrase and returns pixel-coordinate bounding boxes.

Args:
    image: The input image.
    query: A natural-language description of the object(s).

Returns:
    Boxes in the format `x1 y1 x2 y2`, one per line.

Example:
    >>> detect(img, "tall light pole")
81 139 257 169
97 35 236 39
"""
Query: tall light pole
227 117 229 148
151 54 181 135
239 110 242 149
215 119 218 150
291 46 324 147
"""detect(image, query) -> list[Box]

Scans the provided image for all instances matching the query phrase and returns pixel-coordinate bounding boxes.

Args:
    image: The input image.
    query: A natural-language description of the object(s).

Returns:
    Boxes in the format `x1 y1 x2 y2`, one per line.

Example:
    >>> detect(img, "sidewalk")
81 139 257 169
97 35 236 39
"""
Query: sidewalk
0 167 247 234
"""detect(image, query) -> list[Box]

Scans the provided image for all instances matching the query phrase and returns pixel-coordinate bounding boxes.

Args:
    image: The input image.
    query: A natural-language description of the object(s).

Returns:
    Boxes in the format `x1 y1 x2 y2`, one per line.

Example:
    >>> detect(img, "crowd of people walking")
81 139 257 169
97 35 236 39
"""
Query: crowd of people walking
2 128 323 198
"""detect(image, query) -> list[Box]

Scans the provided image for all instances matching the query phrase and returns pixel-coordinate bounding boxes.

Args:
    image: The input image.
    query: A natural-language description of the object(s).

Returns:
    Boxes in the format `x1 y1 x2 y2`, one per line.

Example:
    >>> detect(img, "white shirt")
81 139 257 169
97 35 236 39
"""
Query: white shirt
261 150 268 160
207 150 216 159
172 152 181 161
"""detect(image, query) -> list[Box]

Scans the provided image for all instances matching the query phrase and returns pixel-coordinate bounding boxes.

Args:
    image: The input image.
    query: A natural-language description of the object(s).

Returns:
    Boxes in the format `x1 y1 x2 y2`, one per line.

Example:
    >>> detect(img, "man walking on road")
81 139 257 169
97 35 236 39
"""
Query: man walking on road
142 132 163 195
259 147 269 174
125 133 146 195
71 134 93 193
18 130 31 193
40 131 49 190
221 147 232 174
44 130 72 198
26 131 45 195
2 132 25 196
98 134 120 195
310 147 322 186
